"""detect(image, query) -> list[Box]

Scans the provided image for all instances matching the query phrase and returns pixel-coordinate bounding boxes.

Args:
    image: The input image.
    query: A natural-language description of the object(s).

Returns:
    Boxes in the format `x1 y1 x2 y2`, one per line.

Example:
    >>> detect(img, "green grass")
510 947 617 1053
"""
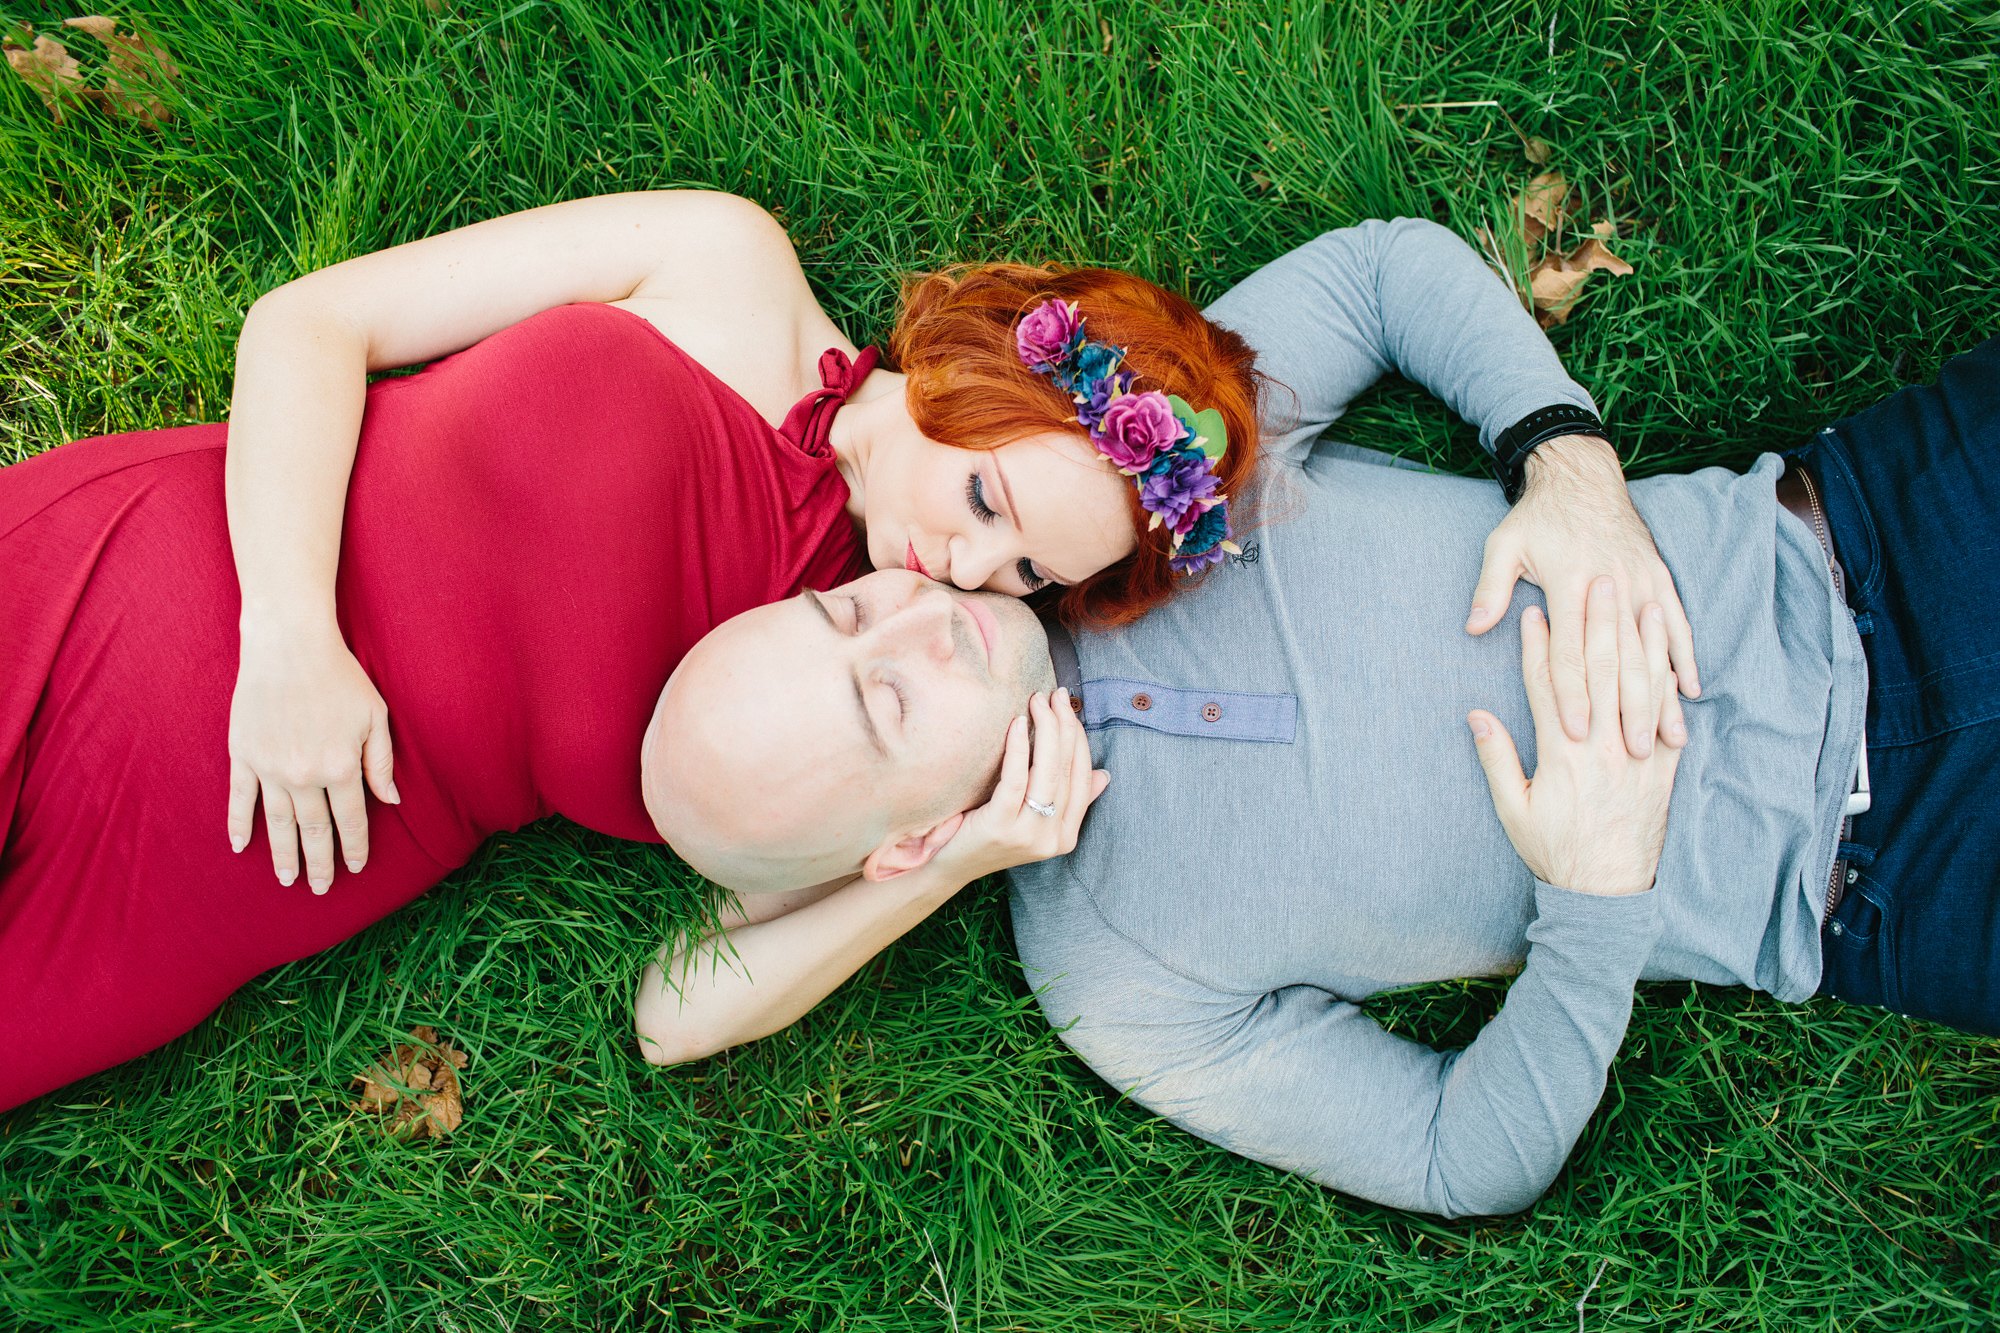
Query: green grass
3 0 1998 1327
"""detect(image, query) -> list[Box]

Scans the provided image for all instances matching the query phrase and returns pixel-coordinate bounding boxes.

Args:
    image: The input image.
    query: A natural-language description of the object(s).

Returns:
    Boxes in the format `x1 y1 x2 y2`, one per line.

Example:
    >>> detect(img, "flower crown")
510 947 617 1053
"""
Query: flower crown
1015 299 1239 574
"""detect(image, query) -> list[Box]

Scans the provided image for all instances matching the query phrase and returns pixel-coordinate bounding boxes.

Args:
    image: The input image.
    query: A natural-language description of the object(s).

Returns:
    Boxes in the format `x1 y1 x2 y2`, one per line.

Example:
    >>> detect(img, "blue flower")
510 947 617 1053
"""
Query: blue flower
1170 504 1233 573
1074 341 1123 384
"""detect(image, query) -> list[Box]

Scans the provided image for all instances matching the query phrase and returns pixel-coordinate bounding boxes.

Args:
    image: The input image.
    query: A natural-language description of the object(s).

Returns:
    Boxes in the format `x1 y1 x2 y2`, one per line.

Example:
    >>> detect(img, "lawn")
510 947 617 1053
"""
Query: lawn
2 0 1997 1328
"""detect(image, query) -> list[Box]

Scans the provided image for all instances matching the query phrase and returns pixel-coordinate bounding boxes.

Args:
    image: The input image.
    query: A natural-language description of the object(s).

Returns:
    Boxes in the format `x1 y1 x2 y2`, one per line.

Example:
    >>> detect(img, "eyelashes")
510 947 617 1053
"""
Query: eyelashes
967 472 1051 593
966 472 999 525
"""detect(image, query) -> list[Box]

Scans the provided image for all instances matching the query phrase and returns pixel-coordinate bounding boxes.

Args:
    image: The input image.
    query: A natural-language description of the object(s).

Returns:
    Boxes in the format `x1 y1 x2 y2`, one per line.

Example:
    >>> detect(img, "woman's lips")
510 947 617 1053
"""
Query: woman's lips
905 542 934 580
960 598 1000 665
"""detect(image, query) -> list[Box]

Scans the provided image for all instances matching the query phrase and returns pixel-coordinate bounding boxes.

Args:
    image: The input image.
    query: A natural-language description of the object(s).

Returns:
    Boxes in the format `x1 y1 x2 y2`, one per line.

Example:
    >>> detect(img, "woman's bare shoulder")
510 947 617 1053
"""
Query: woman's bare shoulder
610 192 855 422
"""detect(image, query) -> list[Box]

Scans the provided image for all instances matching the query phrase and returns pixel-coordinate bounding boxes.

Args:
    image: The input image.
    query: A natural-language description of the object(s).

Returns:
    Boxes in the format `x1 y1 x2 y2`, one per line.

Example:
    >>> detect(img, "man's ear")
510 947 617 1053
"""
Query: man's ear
860 811 968 882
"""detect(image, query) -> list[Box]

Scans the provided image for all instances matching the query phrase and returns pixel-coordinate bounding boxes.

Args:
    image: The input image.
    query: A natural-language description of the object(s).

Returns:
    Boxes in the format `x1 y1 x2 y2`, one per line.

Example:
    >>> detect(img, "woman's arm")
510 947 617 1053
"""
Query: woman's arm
225 191 824 892
636 689 1107 1065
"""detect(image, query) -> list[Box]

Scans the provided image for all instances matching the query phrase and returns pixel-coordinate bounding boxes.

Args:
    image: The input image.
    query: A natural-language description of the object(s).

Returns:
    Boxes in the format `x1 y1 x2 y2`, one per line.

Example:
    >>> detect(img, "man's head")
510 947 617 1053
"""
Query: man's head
642 570 1056 893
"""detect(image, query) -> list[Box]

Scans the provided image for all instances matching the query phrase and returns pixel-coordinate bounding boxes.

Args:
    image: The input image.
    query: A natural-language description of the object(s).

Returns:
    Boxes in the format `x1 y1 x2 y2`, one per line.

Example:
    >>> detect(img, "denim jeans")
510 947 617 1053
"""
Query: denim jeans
1802 335 2000 1037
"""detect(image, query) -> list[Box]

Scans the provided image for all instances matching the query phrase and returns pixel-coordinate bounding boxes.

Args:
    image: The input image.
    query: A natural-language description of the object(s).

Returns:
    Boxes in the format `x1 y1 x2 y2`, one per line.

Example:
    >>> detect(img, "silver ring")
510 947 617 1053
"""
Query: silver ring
1024 797 1058 818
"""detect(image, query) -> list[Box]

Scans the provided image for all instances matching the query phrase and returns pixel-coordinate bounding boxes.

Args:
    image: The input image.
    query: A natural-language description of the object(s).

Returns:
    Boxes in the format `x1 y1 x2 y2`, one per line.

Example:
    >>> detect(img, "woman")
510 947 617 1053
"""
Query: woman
0 190 1260 1109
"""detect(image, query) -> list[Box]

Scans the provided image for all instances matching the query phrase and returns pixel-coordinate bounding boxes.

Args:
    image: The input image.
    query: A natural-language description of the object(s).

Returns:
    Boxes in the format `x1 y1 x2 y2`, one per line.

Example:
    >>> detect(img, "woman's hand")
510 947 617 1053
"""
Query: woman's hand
923 687 1109 886
1468 582 1681 897
226 625 399 893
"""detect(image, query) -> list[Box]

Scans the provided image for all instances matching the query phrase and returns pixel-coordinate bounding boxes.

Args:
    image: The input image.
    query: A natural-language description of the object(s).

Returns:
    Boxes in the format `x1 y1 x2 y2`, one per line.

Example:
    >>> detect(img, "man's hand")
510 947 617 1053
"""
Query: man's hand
1466 434 1699 759
1468 582 1681 896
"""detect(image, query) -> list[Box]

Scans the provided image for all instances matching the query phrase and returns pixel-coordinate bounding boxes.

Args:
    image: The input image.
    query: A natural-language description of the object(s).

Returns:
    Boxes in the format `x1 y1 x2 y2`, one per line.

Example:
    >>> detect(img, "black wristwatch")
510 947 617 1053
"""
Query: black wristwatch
1491 405 1610 504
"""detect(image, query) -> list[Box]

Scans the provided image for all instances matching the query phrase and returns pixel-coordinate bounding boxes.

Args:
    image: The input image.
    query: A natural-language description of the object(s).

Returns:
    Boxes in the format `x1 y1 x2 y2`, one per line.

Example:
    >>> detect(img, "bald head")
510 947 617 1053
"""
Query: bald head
643 571 1055 894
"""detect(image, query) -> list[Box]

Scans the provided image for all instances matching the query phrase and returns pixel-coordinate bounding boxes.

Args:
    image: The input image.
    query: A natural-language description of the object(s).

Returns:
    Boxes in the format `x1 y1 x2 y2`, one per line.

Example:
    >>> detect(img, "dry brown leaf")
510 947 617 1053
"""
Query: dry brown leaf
1591 219 1618 239
4 34 87 122
416 1061 464 1136
1517 171 1573 238
351 1026 469 1138
1567 236 1633 276
65 16 177 125
1527 257 1592 326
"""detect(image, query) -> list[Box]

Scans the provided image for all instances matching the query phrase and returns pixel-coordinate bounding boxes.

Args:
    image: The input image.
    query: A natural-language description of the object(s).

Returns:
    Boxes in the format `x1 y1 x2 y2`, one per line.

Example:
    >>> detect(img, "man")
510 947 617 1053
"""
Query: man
634 219 1994 1216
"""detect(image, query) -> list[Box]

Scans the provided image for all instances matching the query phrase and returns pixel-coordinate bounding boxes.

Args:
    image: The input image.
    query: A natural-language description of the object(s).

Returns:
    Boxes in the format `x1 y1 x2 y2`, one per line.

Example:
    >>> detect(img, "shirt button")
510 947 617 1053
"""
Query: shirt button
1830 920 1845 936
1131 693 1152 711
1846 867 1858 884
1201 702 1222 722
1068 694 1083 714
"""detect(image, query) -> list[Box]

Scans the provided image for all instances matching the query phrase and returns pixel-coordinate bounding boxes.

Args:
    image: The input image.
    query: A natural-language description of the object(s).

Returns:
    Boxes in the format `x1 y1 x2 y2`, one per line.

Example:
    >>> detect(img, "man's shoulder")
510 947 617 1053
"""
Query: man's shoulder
1008 858 1154 977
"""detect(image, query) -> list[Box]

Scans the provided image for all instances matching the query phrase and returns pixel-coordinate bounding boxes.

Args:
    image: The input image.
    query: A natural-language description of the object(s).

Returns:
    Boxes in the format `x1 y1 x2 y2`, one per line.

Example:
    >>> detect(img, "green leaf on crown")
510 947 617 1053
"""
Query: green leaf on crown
1167 395 1229 462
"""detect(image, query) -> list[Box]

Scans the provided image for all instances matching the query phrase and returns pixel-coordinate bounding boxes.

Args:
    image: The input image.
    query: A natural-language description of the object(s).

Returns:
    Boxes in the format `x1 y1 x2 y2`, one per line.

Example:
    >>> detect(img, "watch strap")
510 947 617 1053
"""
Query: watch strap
1492 405 1609 503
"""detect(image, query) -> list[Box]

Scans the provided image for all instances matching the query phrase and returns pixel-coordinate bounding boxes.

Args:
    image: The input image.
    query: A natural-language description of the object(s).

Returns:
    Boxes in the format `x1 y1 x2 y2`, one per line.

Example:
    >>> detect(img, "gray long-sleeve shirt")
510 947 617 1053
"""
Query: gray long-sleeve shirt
1007 219 1867 1217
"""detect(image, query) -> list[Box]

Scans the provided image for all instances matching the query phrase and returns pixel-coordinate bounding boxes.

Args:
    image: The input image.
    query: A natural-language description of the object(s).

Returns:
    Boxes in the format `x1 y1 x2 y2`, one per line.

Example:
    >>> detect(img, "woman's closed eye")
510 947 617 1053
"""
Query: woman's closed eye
966 472 999 526
1015 558 1049 592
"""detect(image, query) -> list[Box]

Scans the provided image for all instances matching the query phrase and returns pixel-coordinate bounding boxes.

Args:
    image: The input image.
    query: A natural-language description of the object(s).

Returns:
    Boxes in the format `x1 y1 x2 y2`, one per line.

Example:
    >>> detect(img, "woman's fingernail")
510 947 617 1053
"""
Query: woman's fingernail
278 870 295 887
1672 721 1687 741
1649 605 1665 622
386 784 402 805
1470 715 1490 738
311 881 330 896
230 835 246 853
346 859 363 874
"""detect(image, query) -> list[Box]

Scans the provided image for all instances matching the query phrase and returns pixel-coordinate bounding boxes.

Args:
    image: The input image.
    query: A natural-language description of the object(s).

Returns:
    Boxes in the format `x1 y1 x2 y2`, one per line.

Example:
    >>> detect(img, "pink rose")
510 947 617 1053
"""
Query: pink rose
1015 299 1082 368
1092 390 1188 473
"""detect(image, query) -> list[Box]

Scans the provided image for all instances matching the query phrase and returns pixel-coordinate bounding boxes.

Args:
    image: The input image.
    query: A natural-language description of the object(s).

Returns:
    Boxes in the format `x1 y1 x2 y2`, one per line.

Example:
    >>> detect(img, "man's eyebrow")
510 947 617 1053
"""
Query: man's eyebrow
991 456 1077 587
804 591 888 760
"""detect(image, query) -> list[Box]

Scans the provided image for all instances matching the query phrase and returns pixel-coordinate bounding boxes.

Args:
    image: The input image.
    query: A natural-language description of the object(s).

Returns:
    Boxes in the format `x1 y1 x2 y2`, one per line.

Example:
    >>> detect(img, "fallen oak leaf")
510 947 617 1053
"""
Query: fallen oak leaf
63 15 177 125
351 1040 426 1112
1527 237 1634 326
4 33 88 123
415 1060 463 1136
1527 256 1592 326
1567 236 1633 276
1516 170 1574 241
351 1026 468 1138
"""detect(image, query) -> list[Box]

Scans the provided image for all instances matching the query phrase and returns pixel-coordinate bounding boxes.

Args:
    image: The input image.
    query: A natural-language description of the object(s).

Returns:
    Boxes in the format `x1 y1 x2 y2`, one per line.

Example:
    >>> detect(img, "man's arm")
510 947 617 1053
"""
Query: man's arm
1021 585 1681 1217
1028 875 1661 1216
1201 219 1698 756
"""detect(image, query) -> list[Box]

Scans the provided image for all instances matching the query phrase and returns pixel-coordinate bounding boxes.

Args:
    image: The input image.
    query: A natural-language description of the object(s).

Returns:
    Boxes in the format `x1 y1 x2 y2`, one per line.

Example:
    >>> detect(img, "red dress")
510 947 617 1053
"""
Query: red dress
0 304 871 1108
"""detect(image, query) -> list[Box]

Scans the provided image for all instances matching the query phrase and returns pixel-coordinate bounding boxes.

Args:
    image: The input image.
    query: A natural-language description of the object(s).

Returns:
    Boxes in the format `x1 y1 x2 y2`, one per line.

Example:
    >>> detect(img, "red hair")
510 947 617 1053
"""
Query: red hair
888 263 1263 629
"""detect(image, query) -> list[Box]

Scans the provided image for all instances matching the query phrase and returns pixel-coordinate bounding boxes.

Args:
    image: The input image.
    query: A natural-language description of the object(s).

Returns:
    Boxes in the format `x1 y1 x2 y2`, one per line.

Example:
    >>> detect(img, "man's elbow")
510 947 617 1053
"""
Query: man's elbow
1430 1163 1556 1219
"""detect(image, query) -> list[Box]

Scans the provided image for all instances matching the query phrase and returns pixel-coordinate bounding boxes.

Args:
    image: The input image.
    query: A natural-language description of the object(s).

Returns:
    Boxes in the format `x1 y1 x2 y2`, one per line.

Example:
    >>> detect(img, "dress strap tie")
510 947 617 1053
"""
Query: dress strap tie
781 345 882 458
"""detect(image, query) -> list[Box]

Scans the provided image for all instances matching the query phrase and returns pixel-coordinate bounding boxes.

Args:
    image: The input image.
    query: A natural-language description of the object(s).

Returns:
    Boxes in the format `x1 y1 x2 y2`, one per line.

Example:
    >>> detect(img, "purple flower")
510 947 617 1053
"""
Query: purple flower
1138 446 1223 535
1170 504 1234 574
1092 390 1188 473
1074 371 1130 429
1016 300 1083 369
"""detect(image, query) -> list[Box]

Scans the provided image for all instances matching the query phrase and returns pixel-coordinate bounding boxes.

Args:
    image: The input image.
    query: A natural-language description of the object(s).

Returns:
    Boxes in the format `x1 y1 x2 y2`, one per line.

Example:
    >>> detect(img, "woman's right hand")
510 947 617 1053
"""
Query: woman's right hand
226 626 399 893
923 687 1109 886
